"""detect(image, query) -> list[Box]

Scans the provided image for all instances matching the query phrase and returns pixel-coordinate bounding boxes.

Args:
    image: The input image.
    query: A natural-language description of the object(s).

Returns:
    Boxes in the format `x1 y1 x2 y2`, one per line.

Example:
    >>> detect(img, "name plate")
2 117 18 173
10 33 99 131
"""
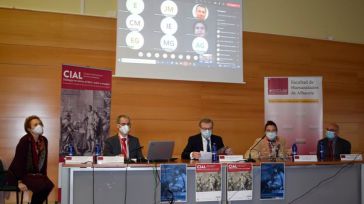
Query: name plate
293 155 318 162
65 156 93 164
219 155 244 163
97 156 124 164
340 154 363 161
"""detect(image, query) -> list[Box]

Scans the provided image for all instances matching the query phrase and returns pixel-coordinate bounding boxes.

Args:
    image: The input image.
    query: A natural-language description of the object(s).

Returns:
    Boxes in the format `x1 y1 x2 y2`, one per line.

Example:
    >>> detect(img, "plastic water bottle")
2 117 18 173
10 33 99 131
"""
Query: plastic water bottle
212 143 218 162
68 144 75 156
291 143 297 161
95 143 101 156
319 141 325 161
94 142 101 163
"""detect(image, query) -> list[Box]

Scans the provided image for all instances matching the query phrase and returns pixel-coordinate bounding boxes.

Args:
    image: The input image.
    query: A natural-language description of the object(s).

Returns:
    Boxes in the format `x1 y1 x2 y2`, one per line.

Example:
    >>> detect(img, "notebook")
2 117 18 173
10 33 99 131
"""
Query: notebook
146 141 175 162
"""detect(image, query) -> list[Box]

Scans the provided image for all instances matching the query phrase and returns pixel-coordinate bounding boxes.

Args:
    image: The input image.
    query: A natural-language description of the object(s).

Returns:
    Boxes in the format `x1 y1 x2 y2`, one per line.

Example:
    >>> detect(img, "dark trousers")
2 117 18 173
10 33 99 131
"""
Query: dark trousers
23 174 54 204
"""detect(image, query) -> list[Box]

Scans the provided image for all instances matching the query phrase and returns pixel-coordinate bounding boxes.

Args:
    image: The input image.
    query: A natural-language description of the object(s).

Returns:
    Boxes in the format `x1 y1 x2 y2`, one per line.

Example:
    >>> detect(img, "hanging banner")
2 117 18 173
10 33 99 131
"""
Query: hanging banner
160 164 187 203
195 163 222 202
227 163 253 201
264 77 323 154
260 162 285 200
60 65 112 157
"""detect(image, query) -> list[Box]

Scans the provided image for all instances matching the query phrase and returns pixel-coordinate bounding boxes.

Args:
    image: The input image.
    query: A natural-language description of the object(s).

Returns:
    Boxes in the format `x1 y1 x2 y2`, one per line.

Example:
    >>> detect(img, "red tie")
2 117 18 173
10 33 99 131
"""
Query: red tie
121 138 127 158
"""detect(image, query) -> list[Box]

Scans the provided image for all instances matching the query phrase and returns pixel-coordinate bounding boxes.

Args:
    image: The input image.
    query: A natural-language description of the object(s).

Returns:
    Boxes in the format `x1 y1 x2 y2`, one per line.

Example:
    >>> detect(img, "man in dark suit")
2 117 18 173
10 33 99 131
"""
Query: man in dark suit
316 123 351 161
103 115 143 160
181 118 232 160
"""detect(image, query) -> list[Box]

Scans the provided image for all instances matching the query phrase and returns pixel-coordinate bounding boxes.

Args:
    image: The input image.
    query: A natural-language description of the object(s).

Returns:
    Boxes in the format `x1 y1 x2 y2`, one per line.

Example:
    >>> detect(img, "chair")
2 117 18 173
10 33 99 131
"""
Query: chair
0 159 22 204
0 160 48 204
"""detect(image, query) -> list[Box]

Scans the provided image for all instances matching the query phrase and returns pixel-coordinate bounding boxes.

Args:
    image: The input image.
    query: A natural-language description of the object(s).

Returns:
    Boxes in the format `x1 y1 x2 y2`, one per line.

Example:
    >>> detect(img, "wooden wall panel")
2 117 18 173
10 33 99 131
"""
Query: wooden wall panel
0 8 364 202
0 9 115 51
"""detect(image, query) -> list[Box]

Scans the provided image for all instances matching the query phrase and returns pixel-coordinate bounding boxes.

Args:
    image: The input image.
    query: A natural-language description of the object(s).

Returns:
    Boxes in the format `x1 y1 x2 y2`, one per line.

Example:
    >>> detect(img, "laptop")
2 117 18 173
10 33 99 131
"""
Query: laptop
146 141 175 162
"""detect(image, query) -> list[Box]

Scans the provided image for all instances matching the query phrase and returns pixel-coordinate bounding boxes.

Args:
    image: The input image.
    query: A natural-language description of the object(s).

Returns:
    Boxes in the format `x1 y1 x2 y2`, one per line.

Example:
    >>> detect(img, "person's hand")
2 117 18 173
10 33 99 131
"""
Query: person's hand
218 146 233 155
224 147 233 155
192 152 201 159
18 182 28 191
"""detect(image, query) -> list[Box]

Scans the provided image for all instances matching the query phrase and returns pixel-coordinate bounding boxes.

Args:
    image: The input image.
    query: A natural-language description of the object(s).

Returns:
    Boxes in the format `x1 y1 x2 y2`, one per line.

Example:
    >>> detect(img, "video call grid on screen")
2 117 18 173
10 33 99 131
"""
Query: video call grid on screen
116 0 243 83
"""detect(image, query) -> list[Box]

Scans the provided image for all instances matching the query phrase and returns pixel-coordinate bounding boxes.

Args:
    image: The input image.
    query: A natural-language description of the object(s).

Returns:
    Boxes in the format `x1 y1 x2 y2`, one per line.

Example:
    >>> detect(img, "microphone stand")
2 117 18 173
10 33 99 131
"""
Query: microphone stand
245 135 266 163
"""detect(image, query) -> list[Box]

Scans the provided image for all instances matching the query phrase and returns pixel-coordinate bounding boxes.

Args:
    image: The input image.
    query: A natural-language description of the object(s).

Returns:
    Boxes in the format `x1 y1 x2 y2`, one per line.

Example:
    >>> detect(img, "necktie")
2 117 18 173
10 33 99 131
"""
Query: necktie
206 139 211 152
121 138 127 158
328 140 333 160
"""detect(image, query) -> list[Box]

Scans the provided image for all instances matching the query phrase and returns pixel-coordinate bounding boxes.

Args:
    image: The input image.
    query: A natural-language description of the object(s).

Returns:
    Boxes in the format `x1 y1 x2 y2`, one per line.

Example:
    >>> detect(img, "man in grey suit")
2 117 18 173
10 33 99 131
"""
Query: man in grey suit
103 115 144 160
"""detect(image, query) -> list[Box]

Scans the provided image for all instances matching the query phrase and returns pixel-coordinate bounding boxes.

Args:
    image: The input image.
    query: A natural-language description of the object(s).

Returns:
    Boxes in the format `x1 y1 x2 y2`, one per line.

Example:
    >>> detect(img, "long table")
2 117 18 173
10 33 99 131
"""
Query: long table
60 161 362 204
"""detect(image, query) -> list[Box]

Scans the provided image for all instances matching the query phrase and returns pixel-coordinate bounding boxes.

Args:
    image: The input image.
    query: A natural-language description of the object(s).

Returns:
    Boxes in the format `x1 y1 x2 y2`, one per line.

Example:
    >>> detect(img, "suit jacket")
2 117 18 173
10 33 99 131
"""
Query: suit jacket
316 136 351 160
181 134 225 160
103 134 144 159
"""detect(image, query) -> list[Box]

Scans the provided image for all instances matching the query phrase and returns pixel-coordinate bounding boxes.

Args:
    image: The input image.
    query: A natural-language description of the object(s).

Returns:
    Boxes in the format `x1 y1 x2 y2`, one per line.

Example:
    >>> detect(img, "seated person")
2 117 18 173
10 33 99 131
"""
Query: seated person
103 115 144 161
7 115 54 204
316 123 351 161
245 120 287 160
181 118 232 160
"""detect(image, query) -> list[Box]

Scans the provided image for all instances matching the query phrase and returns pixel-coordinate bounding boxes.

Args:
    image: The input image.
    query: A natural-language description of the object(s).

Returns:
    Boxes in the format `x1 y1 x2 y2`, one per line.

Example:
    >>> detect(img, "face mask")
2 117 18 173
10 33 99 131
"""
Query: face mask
32 125 43 136
119 125 130 135
266 131 277 141
326 131 336 139
201 129 212 139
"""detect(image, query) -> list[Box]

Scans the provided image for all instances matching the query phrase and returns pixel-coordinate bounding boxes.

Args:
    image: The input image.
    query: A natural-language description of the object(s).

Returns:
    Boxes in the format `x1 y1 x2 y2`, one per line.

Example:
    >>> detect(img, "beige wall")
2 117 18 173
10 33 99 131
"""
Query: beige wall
0 0 364 44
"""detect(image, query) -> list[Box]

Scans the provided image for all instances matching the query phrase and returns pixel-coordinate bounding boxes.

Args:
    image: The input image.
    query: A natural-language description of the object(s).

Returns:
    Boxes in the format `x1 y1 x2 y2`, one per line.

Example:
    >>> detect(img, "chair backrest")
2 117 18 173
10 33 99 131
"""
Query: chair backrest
0 159 4 172
0 159 6 186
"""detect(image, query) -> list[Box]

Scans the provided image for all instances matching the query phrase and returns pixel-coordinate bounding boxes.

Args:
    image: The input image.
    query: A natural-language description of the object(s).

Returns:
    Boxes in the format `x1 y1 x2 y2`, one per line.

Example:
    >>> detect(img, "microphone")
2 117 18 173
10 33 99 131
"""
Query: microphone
246 135 266 163
125 146 144 163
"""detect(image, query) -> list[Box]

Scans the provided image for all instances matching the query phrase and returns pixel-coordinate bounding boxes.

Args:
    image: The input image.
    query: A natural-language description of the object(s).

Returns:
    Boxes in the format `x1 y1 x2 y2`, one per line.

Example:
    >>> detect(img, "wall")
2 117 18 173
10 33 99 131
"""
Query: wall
1 0 364 44
0 8 363 202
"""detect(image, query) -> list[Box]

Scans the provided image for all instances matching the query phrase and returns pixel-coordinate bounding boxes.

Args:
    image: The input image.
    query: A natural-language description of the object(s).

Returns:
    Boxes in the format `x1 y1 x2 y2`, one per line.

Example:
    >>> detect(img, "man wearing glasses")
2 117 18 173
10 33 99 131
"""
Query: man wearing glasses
103 115 143 161
316 123 351 160
181 118 232 160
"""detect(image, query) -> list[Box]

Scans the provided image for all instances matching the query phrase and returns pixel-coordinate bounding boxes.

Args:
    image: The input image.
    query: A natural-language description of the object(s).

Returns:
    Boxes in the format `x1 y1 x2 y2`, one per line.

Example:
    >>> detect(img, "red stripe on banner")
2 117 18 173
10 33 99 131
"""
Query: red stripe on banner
59 156 65 163
58 188 61 202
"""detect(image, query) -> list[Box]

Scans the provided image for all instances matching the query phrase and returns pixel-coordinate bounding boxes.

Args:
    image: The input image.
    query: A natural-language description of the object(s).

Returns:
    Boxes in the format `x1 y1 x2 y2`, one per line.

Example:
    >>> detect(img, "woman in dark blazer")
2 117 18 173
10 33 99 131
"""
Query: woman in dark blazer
7 115 54 204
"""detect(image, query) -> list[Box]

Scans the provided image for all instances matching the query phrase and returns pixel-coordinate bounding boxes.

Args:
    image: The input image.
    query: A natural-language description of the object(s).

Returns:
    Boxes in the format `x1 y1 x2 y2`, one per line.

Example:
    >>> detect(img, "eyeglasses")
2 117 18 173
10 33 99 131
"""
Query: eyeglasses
200 127 212 130
326 128 337 132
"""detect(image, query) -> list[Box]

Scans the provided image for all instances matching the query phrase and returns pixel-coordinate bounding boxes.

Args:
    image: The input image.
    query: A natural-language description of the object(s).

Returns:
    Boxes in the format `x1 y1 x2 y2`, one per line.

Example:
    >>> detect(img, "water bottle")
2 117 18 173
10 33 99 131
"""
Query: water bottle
95 143 101 156
291 143 297 161
319 141 325 161
94 142 101 163
68 143 74 156
212 143 218 162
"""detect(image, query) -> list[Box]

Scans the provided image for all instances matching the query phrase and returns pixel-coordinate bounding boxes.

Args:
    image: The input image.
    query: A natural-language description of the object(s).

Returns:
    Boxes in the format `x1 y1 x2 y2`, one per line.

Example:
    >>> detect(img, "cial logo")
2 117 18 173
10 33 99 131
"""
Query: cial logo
196 164 206 169
63 70 83 79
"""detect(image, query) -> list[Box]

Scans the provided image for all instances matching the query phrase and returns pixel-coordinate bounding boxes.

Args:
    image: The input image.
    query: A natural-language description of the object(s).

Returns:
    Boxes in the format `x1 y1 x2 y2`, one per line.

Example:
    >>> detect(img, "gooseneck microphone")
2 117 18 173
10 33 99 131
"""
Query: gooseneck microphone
125 146 144 163
246 135 266 163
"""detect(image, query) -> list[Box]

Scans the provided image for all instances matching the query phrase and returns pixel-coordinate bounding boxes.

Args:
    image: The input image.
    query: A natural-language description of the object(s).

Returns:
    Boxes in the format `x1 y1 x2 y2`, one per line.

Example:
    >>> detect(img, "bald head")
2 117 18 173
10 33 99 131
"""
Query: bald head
326 123 339 134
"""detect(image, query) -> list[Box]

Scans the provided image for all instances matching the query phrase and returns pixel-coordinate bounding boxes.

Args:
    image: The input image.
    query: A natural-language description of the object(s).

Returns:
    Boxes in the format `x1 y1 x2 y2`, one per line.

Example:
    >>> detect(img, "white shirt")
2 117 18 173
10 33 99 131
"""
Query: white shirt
190 136 212 159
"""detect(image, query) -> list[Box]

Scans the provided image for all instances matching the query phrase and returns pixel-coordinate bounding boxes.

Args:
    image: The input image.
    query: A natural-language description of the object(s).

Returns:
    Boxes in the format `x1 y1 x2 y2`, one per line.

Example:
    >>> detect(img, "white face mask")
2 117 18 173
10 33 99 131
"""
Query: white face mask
201 129 212 139
266 131 277 141
31 124 43 136
119 125 130 136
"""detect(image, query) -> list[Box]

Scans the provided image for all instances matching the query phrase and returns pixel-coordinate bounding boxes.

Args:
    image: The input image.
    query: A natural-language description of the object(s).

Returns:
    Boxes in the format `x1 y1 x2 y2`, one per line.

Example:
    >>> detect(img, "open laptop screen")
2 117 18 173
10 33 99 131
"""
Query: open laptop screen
147 141 175 162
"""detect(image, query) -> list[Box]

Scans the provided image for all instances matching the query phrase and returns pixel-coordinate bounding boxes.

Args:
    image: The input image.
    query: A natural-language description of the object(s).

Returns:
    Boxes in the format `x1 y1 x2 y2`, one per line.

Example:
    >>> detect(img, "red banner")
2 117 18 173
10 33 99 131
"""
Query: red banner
62 65 112 91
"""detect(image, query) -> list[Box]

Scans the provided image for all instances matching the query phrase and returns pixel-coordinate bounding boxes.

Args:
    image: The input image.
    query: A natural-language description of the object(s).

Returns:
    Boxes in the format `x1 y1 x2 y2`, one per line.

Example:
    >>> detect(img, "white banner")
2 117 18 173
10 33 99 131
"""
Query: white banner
264 77 323 154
